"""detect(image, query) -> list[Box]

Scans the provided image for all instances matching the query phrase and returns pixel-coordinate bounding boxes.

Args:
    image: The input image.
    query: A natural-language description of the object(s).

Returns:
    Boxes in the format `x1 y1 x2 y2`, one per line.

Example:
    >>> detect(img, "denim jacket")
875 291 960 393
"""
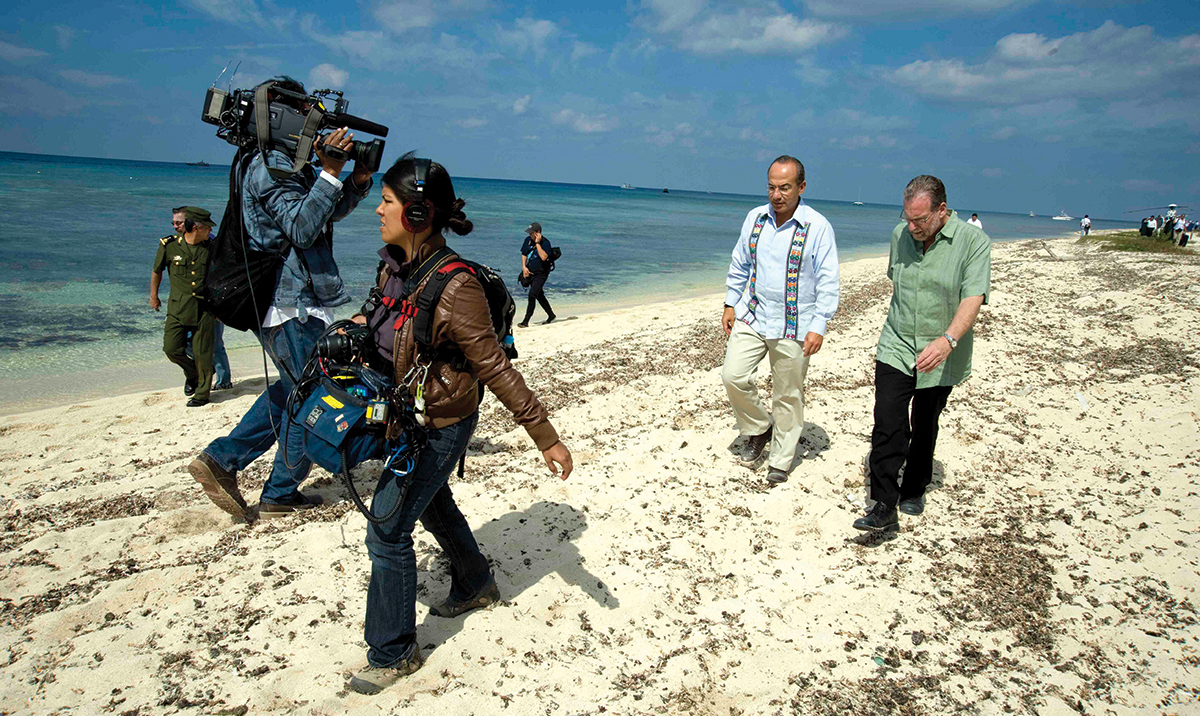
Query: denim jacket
241 149 373 309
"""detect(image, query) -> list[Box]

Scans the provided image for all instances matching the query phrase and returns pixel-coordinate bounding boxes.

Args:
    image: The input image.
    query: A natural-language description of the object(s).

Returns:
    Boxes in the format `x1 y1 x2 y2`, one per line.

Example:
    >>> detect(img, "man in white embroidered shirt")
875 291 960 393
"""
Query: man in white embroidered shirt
721 155 840 484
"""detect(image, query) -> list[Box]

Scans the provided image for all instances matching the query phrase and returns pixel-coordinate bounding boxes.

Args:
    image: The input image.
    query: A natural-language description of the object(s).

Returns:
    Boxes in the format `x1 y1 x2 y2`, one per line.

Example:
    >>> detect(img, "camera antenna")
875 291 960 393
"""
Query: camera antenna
211 59 240 91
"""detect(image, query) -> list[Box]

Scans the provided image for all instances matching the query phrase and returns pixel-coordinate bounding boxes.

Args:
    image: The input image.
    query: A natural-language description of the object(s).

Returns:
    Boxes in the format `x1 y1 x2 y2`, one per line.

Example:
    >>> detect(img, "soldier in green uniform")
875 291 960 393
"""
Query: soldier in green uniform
151 206 217 407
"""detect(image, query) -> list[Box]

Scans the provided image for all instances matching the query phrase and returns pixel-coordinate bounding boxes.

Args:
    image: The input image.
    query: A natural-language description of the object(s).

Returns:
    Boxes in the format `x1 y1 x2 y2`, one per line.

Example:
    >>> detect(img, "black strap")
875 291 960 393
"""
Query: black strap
412 255 475 348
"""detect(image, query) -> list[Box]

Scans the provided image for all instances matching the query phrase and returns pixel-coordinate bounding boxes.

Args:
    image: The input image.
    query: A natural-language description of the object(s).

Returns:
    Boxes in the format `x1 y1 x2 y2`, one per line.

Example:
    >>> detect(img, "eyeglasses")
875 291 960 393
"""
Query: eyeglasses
899 211 935 225
172 220 185 226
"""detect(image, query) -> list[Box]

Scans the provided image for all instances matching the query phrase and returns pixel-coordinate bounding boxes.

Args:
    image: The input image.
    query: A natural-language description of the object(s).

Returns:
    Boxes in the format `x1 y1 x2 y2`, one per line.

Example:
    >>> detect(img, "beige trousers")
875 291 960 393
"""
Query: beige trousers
721 320 811 472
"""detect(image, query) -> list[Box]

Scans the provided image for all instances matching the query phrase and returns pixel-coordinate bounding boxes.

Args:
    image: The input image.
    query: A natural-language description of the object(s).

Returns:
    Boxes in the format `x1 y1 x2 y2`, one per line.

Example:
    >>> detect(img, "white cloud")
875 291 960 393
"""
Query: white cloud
571 41 601 62
553 108 618 133
457 116 488 128
496 18 559 60
886 22 1200 106
645 122 695 146
637 1 847 55
982 167 1003 177
512 95 531 114
309 63 349 89
59 69 129 88
53 26 76 52
371 0 492 34
186 0 265 26
804 0 1031 17
991 126 1017 140
0 40 49 63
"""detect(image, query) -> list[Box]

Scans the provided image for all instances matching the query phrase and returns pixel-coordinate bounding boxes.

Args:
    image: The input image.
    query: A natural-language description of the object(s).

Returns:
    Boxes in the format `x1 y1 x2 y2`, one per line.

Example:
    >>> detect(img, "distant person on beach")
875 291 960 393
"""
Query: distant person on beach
1140 217 1152 237
151 207 218 407
967 213 983 229
721 155 840 484
1080 215 1092 236
165 206 233 390
1154 215 1163 237
345 154 572 695
854 175 991 532
1174 215 1186 245
188 75 375 522
518 221 557 327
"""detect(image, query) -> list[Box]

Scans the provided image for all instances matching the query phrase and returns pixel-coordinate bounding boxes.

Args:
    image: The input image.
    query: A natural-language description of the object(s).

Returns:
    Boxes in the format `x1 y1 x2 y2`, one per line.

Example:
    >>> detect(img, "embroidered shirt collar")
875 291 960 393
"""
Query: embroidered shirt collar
768 199 806 228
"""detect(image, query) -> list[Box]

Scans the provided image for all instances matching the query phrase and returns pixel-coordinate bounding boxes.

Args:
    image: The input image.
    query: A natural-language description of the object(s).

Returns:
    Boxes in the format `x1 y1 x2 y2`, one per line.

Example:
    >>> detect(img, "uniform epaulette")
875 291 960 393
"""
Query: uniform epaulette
159 235 175 246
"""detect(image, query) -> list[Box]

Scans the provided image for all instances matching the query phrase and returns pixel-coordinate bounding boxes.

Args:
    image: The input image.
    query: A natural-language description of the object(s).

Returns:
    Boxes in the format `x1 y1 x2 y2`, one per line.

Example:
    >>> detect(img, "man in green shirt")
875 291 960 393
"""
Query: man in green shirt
151 207 218 407
854 175 991 531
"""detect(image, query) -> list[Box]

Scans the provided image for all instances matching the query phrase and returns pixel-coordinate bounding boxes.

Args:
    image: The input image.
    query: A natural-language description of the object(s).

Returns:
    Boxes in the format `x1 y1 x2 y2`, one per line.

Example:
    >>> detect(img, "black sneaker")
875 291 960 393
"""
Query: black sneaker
258 493 324 519
213 382 234 391
853 501 898 532
517 322 529 328
542 314 557 325
736 427 772 466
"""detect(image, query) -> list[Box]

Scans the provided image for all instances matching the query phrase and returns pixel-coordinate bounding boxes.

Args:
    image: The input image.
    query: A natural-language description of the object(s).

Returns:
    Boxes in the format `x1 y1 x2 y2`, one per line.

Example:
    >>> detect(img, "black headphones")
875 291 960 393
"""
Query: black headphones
183 218 196 233
400 158 433 233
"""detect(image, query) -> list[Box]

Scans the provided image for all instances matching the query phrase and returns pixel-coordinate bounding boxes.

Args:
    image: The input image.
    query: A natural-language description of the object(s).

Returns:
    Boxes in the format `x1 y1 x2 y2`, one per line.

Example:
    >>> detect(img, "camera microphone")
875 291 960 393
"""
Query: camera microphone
326 112 389 138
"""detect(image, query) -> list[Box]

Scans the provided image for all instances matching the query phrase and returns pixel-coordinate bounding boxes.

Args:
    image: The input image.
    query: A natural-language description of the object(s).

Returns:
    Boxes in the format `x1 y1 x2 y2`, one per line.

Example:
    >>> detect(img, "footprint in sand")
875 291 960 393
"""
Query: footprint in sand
142 393 169 407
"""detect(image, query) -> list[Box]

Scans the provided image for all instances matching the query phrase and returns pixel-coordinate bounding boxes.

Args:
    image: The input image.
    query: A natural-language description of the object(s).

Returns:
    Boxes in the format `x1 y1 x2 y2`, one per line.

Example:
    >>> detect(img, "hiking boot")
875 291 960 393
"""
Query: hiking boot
349 645 424 695
853 501 898 532
430 575 500 618
188 453 249 522
736 427 772 466
258 493 324 519
766 467 788 484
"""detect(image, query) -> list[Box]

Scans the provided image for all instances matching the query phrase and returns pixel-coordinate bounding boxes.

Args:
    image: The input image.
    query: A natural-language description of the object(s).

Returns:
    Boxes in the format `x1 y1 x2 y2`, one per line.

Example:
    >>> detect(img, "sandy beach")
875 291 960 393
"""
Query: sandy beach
2 234 1198 715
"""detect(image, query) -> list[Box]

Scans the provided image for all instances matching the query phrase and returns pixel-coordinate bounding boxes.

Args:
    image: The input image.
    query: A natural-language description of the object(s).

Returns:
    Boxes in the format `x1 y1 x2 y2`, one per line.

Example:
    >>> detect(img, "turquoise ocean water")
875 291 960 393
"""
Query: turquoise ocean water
0 150 1132 407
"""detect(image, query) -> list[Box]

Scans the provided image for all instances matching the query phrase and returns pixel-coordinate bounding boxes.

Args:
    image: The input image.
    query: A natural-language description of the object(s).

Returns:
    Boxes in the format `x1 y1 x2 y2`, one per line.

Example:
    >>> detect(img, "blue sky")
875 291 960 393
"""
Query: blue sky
2 0 1197 219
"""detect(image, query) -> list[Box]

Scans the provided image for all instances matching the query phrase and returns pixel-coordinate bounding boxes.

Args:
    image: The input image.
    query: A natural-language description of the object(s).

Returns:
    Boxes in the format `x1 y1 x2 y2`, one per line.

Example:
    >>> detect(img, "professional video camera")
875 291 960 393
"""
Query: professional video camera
201 80 389 175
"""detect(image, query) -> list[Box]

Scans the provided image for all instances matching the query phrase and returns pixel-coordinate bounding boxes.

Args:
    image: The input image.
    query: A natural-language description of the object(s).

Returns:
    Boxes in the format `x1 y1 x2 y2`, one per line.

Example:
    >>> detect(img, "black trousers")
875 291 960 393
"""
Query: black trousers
522 272 554 323
868 360 953 507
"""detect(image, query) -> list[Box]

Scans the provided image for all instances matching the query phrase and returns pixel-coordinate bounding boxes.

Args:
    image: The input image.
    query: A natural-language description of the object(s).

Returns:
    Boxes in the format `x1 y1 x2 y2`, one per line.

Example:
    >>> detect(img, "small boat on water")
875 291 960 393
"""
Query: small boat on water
1052 210 1072 221
1029 211 1035 217
853 187 863 205
620 183 634 190
662 188 669 194
186 161 211 167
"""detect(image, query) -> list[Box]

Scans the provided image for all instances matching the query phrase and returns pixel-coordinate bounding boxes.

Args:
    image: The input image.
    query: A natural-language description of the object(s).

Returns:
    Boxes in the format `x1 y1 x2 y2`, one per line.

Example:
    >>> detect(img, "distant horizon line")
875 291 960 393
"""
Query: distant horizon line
0 149 1137 223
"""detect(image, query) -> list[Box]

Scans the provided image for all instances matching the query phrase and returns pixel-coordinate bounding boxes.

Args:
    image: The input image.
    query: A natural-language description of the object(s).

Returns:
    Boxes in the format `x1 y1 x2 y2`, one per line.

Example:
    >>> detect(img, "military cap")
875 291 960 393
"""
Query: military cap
182 206 216 227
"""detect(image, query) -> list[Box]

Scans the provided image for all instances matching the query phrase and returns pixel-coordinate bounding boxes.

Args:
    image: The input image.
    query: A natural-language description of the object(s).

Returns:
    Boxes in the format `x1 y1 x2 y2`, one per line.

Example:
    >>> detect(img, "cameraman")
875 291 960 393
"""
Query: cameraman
188 75 375 521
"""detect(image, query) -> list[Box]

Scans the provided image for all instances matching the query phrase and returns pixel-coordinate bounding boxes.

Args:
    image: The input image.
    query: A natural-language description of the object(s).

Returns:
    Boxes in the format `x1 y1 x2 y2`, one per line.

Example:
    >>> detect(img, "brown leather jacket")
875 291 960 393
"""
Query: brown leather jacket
368 242 559 451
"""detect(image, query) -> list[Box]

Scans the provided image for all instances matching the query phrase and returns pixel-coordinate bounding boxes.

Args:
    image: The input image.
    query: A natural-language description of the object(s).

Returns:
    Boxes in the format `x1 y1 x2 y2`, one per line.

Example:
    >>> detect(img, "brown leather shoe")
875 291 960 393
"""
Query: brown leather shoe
188 453 249 522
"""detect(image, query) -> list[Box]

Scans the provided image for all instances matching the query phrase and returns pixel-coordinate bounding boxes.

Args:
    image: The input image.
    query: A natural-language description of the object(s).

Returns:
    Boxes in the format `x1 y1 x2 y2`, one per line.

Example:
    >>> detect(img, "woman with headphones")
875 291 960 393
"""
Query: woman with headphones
347 152 573 695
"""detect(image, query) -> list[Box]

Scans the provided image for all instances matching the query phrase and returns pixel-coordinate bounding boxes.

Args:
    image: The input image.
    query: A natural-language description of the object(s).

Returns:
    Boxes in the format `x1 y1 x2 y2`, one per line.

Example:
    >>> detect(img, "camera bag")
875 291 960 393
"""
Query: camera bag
295 377 386 476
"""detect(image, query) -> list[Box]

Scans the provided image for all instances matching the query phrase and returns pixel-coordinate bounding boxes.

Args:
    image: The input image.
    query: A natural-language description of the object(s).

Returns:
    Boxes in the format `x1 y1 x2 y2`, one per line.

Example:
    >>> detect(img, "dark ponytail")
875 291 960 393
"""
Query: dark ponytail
382 151 473 236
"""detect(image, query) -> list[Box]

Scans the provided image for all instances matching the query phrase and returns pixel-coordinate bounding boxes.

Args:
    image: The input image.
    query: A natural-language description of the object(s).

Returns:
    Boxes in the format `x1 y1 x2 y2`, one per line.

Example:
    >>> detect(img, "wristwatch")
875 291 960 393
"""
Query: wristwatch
942 333 957 349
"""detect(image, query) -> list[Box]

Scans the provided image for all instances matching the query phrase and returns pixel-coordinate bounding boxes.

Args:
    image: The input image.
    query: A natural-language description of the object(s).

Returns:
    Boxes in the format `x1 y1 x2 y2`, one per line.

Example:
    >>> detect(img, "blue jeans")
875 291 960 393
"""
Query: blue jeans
212 321 231 386
201 317 327 504
364 411 491 667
